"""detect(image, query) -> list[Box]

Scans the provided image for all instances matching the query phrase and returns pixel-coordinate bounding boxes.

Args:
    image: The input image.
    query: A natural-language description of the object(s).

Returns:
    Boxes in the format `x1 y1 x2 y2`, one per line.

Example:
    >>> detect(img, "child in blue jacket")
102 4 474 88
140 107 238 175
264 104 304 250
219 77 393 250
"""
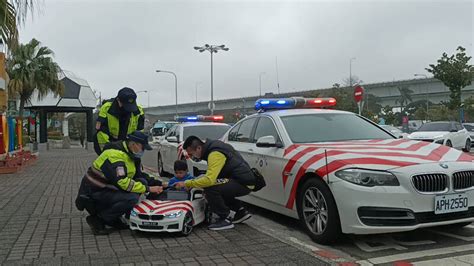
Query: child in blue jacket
168 160 194 189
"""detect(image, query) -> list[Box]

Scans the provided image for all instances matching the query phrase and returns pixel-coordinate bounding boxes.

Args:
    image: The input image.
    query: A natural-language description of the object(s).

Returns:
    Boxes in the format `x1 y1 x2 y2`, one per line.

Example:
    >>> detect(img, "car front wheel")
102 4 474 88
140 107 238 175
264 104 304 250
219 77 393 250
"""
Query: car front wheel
180 212 194 236
446 140 453 147
462 139 471 152
296 177 341 244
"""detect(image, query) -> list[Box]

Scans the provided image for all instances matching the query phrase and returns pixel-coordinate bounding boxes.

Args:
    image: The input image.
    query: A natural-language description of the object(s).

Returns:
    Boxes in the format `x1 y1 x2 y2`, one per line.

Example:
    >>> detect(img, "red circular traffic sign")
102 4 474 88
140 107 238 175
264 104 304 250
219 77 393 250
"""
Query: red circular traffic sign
354 85 364 103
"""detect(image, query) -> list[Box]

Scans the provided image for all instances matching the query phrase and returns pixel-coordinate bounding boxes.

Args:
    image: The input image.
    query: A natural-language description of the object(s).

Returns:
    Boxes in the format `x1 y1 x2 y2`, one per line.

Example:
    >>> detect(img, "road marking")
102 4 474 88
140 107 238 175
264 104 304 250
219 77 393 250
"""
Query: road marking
288 237 320 251
413 254 474 266
357 243 474 265
428 230 474 242
354 236 435 252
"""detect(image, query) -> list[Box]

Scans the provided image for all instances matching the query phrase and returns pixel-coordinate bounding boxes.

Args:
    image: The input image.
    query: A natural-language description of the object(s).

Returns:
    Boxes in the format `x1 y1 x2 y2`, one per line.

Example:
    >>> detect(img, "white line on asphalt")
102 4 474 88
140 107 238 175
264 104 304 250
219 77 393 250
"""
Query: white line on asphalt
357 243 474 265
288 237 320 251
413 254 474 266
427 229 474 242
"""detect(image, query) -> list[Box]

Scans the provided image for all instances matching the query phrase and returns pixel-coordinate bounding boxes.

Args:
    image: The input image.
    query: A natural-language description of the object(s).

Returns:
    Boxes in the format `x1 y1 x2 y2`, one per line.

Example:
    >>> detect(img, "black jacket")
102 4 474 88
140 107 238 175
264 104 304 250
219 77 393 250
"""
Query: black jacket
201 140 255 186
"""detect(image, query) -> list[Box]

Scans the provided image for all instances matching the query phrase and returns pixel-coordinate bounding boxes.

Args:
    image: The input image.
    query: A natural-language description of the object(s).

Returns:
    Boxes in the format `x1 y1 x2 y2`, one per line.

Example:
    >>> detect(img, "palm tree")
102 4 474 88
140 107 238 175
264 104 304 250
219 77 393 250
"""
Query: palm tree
0 1 36 47
395 86 414 114
7 38 64 118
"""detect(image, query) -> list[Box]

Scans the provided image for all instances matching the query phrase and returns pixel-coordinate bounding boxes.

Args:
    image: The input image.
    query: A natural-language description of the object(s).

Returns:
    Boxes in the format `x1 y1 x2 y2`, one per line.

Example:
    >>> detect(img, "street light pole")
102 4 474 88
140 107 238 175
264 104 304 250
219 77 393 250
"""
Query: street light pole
136 90 149 108
349 57 356 88
259 72 266 97
414 74 429 119
194 44 229 115
156 70 178 117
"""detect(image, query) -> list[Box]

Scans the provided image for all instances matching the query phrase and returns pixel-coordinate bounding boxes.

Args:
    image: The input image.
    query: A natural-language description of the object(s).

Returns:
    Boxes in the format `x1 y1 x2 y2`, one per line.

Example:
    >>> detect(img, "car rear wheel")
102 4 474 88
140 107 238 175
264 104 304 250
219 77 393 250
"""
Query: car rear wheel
181 212 194 236
446 140 452 147
462 139 471 152
296 177 341 244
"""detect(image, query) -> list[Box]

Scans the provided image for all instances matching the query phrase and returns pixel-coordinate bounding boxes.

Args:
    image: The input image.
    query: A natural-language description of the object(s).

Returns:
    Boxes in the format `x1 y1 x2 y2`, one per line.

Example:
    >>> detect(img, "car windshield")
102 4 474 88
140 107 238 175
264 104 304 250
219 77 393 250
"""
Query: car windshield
463 124 474 132
417 122 451 132
281 113 394 143
153 122 166 129
183 125 230 140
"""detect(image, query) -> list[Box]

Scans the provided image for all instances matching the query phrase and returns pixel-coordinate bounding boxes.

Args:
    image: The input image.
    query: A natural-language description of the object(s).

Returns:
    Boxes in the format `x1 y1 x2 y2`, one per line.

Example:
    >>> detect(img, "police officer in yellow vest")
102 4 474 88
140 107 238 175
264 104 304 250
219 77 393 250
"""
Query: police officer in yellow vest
94 87 145 155
76 131 163 235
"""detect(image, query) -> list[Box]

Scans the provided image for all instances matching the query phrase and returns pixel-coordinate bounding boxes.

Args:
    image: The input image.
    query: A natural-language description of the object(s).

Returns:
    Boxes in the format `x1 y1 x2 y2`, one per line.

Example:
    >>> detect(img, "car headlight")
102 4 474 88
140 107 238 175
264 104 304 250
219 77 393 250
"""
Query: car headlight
130 210 138 217
164 210 184 218
335 168 400 187
435 139 444 144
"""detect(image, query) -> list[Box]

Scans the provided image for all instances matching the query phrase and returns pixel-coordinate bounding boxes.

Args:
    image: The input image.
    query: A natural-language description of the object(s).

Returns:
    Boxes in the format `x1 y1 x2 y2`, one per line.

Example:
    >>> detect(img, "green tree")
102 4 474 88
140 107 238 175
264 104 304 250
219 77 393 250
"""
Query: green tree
328 85 358 113
426 46 474 110
395 86 413 115
0 1 36 47
7 38 64 119
381 105 398 126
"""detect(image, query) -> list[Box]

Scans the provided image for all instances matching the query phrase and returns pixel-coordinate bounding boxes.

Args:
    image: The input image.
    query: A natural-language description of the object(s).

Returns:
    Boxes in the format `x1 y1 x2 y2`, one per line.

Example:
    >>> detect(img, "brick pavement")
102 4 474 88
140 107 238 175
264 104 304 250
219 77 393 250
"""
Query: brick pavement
0 149 327 265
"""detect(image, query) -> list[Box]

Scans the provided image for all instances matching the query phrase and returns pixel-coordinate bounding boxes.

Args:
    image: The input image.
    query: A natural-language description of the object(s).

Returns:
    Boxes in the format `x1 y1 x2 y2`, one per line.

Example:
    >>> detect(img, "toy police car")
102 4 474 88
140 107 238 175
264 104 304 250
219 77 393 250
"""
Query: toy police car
190 97 474 244
129 188 208 236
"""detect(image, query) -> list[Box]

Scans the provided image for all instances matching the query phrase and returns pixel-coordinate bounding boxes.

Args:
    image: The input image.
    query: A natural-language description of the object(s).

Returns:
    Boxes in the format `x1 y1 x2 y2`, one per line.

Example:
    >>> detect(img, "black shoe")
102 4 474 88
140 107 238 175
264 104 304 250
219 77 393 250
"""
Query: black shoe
76 195 97 215
233 208 252 224
86 215 110 235
108 219 129 230
208 218 234 231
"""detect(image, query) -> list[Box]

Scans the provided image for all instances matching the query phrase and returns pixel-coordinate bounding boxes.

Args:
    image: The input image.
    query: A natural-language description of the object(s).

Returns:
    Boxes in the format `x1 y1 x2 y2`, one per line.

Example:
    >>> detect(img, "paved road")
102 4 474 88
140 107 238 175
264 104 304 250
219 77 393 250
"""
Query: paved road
141 149 474 265
0 149 326 265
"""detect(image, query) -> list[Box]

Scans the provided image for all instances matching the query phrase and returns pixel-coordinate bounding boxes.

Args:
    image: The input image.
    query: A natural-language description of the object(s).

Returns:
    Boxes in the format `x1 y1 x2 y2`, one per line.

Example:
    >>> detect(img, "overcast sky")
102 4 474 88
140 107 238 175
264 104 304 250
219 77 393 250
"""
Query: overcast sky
19 0 473 108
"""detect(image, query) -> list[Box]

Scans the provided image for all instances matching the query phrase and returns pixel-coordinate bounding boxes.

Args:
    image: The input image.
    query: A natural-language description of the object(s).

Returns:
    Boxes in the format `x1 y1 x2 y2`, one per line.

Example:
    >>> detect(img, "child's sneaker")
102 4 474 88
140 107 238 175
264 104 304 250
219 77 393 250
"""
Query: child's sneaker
232 208 252 224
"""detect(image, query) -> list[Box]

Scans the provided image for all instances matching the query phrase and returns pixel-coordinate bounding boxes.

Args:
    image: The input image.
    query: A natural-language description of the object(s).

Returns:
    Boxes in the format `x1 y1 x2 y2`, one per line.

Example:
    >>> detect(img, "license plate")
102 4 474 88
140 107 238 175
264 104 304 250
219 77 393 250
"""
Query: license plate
434 193 469 214
142 221 160 226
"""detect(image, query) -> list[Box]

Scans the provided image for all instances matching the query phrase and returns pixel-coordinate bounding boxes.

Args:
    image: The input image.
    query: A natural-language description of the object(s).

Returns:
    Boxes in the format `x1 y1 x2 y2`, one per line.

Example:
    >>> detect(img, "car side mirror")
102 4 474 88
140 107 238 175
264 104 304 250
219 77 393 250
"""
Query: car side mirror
193 190 204 200
256 135 283 148
166 136 178 142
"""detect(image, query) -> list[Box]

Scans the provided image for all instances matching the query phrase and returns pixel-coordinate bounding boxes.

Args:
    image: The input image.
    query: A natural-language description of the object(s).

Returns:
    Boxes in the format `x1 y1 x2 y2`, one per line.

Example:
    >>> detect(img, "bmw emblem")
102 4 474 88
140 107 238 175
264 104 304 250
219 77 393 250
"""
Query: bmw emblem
439 163 449 169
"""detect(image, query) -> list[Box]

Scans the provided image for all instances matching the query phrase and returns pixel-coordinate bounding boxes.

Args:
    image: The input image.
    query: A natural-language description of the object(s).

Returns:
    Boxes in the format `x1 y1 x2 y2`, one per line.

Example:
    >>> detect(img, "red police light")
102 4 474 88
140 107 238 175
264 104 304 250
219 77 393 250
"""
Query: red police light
302 98 337 108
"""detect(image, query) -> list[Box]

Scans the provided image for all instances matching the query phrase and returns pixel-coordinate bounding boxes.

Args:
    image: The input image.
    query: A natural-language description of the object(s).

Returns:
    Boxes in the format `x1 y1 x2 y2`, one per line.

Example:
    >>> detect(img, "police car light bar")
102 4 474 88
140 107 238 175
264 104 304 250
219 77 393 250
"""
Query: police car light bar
175 115 224 122
255 97 336 110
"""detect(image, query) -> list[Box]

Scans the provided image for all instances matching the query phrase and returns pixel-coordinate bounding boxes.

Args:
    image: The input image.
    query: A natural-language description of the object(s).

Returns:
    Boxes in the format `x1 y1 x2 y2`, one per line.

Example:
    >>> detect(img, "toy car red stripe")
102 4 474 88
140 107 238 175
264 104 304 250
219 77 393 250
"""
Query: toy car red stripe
134 205 146 214
156 204 193 214
149 200 191 210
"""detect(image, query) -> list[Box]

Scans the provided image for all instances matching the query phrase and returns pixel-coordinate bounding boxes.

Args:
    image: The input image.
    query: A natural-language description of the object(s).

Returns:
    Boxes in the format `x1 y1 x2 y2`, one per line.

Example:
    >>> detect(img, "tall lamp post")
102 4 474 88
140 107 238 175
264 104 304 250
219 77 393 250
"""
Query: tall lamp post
259 72 266 97
349 57 356 88
414 73 429 119
156 70 178 118
194 44 229 115
136 90 149 108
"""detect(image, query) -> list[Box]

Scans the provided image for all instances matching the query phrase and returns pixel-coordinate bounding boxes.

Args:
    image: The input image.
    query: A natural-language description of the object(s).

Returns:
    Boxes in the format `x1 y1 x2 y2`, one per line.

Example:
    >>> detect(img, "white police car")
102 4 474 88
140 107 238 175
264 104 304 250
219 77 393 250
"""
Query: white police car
217 97 474 244
157 115 230 176
129 188 209 236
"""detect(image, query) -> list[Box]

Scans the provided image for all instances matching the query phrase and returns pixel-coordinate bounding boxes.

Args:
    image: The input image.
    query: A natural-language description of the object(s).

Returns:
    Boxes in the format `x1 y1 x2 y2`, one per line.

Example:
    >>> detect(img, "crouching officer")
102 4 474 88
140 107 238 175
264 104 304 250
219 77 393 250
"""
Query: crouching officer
94 87 145 155
76 131 163 235
175 136 256 231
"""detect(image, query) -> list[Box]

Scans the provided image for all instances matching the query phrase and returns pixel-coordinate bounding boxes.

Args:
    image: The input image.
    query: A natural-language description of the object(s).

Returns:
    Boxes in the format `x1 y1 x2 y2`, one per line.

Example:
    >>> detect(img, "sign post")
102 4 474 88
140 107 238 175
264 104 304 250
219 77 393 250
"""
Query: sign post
354 85 364 115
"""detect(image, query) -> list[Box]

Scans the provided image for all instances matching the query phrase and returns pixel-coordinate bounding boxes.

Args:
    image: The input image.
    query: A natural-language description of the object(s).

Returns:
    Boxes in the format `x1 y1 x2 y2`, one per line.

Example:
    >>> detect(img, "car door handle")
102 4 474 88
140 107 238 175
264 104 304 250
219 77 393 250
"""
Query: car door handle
248 148 254 152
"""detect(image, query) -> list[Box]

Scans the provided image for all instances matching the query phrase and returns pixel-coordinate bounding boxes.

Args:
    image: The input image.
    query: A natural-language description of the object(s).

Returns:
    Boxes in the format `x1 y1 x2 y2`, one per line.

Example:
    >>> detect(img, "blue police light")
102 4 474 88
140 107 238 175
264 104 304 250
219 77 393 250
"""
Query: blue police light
175 115 225 122
255 97 336 111
255 98 297 110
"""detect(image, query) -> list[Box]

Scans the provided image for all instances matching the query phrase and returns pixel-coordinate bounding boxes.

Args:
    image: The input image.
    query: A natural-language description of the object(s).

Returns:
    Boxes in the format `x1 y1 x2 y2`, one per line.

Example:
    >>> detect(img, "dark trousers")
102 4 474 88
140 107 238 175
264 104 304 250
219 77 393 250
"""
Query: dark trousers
76 177 139 225
204 179 251 219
